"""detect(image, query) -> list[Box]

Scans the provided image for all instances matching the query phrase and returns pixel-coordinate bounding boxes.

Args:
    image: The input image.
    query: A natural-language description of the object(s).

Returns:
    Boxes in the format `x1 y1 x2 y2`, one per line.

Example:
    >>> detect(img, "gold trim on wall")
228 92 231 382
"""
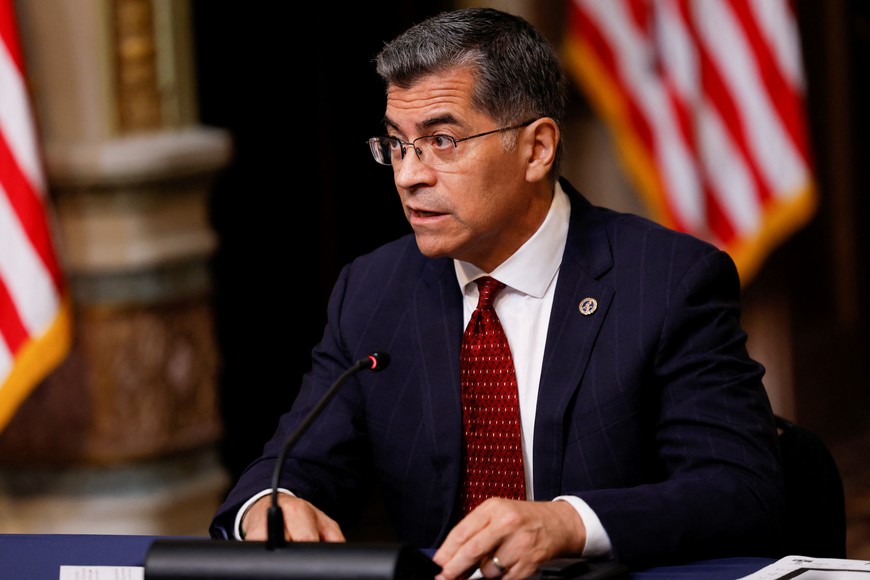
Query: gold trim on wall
113 0 162 131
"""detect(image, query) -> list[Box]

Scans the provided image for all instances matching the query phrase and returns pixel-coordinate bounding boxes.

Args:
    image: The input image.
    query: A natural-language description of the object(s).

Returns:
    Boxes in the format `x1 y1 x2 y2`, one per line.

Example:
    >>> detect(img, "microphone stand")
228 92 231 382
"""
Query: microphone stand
144 351 440 579
266 354 387 549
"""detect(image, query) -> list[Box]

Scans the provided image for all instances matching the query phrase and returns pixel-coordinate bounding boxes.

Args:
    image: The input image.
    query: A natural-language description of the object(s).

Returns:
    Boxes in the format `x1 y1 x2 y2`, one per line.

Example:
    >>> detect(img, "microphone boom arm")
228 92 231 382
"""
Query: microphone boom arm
266 353 388 549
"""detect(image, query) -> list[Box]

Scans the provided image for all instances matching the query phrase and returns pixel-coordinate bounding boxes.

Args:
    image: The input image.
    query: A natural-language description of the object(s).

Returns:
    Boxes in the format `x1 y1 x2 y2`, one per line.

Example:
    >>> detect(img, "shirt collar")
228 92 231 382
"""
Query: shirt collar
454 181 570 298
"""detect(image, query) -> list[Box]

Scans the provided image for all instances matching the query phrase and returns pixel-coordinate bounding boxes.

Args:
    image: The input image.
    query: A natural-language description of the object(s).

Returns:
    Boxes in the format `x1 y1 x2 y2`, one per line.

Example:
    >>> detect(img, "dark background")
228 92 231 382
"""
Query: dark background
191 2 450 481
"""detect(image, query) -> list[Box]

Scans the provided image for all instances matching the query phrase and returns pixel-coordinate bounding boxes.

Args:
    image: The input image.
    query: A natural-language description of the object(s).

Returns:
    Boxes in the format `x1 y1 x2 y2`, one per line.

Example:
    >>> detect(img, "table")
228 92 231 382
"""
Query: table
0 533 775 579
629 557 776 578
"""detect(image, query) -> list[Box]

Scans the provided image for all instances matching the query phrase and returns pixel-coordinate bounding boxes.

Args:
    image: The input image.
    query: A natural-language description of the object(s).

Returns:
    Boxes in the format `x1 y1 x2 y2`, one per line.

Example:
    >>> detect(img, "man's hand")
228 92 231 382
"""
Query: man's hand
433 499 585 579
241 494 346 543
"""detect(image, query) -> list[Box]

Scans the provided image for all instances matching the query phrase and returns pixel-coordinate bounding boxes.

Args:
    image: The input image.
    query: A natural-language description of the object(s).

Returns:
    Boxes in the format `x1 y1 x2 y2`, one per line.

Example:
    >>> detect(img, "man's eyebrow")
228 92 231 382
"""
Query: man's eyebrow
420 114 460 130
383 117 399 133
382 114 461 135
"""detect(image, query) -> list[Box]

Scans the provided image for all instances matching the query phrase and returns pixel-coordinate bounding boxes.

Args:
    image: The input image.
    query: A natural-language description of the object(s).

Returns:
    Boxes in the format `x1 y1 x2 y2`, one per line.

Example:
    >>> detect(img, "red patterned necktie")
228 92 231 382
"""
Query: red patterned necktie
460 276 526 515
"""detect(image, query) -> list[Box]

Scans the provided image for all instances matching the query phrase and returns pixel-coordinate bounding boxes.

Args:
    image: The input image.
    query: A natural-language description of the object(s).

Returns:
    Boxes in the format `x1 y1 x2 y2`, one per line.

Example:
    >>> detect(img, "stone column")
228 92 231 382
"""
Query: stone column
0 0 231 535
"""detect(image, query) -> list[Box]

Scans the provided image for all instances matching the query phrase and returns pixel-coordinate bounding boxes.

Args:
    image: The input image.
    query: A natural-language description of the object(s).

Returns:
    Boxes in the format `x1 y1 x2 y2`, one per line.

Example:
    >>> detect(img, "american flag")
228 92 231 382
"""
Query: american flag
0 0 71 431
564 0 816 283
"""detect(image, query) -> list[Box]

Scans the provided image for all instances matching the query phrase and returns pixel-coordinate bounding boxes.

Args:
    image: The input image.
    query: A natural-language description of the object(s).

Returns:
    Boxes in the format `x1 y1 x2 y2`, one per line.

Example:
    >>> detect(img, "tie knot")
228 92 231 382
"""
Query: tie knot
475 276 505 309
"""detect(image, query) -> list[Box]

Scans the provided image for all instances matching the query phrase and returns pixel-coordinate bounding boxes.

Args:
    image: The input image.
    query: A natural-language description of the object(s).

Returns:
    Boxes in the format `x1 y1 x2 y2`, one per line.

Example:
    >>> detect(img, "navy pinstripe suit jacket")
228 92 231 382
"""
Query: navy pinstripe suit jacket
210 178 785 565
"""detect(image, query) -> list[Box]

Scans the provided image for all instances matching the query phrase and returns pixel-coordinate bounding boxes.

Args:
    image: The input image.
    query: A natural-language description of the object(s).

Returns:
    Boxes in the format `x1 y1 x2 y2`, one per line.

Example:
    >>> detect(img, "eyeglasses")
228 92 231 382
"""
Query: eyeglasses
367 119 536 167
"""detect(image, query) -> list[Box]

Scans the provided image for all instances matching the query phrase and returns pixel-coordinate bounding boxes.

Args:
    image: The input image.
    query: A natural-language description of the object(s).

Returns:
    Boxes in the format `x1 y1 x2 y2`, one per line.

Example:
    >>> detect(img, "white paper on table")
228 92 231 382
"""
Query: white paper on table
738 555 870 579
58 565 144 580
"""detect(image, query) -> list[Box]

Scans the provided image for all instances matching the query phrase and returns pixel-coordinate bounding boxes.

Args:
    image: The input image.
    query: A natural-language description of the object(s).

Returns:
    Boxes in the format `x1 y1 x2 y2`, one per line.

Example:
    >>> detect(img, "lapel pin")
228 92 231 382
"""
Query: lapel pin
578 297 598 316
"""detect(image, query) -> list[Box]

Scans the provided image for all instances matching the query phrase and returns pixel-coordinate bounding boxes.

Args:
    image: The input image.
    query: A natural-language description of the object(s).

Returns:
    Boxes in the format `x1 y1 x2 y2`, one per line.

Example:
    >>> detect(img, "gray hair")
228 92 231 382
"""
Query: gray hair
374 7 567 177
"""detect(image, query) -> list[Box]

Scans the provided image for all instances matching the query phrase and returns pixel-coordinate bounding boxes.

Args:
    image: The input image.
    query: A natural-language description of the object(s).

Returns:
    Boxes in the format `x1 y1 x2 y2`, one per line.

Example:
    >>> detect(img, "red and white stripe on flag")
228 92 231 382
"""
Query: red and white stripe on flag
564 0 817 283
0 0 71 431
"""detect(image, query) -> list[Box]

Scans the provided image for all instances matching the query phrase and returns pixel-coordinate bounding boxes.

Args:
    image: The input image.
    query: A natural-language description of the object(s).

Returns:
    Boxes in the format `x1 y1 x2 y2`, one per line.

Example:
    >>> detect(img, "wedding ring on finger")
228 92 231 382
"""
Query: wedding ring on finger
490 554 508 576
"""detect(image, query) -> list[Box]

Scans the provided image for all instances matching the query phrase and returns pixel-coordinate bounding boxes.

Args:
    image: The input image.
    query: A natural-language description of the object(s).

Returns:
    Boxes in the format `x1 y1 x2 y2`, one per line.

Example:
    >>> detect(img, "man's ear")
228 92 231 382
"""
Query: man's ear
524 118 559 183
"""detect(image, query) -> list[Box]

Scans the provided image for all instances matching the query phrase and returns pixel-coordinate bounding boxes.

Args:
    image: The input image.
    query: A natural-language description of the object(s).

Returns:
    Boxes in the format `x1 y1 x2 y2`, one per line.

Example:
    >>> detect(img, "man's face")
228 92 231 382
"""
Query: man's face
384 67 548 272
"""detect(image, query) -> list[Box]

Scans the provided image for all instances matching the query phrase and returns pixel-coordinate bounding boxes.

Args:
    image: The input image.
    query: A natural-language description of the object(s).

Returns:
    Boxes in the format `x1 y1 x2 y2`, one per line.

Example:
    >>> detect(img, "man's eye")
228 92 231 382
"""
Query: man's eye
429 135 455 149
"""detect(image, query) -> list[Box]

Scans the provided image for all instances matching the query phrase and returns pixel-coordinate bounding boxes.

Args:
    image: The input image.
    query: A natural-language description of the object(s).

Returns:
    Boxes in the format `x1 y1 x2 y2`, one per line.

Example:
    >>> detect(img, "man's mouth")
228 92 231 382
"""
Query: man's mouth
410 208 445 218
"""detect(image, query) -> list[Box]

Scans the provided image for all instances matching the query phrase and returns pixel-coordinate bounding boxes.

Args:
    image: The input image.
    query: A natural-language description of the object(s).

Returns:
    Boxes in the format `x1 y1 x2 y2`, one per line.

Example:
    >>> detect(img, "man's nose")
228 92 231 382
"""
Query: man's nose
393 147 434 189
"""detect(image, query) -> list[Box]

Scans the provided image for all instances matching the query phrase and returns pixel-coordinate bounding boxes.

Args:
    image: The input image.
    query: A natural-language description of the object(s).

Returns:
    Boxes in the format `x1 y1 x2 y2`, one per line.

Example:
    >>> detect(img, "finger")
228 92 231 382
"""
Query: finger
434 500 510 578
481 553 538 580
433 510 490 562
281 499 342 542
483 554 508 577
433 513 485 564
315 512 346 542
241 517 268 542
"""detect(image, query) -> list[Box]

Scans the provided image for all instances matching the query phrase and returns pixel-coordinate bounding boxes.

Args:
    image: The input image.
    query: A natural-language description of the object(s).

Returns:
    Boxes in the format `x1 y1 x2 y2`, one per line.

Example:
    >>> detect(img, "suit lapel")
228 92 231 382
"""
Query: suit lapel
533 180 615 499
412 259 464 534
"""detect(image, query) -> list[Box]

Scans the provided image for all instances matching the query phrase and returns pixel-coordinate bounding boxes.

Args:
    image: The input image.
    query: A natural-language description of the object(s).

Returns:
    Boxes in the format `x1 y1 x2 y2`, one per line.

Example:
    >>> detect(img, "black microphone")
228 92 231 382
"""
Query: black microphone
144 351 442 579
267 352 391 549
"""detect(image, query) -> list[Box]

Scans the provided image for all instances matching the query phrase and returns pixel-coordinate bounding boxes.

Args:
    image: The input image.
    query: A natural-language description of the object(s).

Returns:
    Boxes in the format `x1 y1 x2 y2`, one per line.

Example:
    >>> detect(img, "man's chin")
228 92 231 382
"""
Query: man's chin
413 235 454 260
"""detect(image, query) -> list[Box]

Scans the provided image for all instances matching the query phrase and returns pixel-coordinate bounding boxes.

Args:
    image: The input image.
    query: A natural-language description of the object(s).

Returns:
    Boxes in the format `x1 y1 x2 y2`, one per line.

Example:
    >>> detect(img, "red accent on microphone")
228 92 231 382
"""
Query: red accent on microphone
366 352 390 372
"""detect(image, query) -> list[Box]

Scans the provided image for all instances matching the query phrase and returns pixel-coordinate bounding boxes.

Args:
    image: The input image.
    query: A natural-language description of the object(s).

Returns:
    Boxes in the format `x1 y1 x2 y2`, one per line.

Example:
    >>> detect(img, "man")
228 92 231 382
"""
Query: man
210 7 785 579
